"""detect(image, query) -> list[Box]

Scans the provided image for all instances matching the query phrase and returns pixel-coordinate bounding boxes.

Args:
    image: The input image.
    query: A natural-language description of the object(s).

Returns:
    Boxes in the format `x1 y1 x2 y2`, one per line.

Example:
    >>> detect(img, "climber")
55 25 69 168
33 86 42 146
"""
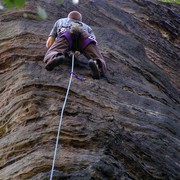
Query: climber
43 11 107 79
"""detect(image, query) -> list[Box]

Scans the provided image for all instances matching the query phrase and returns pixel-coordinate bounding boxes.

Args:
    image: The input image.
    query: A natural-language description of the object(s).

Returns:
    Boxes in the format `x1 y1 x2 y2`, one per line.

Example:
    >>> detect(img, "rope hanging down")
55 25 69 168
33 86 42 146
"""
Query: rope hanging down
50 52 75 180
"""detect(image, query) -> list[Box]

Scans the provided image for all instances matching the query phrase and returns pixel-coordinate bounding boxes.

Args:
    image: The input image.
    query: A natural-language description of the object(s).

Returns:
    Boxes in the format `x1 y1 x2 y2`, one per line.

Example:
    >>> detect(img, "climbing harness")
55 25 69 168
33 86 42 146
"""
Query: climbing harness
50 52 75 180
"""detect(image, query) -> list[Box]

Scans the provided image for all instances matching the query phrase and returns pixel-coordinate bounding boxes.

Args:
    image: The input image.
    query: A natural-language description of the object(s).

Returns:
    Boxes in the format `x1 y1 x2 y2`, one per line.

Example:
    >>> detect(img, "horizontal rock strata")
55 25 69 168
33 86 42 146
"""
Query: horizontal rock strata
0 0 179 179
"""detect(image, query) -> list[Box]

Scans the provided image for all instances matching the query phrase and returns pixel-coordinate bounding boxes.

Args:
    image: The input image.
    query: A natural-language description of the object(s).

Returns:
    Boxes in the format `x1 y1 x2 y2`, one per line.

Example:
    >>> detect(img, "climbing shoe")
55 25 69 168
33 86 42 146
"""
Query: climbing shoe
45 55 65 71
88 59 100 79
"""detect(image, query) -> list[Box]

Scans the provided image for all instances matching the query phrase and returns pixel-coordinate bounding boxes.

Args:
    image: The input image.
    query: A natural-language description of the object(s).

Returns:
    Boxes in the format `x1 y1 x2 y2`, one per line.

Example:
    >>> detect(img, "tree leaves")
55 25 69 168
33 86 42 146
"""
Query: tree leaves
2 0 25 8
1 0 73 21
2 0 65 9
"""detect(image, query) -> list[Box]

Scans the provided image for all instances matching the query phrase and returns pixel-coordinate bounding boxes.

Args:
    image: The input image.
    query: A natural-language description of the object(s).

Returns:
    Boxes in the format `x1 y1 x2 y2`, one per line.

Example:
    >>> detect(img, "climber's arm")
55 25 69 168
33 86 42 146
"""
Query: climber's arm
46 20 59 48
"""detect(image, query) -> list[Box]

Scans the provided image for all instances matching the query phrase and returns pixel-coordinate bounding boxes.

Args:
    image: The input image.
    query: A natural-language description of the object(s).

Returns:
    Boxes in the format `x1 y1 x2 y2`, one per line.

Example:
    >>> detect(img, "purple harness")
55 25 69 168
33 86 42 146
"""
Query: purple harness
58 32 96 52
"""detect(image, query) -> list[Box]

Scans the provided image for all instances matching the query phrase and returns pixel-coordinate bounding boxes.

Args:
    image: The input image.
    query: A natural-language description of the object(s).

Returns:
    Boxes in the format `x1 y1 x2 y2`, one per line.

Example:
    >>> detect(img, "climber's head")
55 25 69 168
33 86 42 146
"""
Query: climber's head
68 11 82 21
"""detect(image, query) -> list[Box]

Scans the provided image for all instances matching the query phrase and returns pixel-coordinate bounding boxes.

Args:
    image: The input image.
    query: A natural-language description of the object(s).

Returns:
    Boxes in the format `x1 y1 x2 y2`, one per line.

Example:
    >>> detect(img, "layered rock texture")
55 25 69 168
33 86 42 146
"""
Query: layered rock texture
0 0 180 179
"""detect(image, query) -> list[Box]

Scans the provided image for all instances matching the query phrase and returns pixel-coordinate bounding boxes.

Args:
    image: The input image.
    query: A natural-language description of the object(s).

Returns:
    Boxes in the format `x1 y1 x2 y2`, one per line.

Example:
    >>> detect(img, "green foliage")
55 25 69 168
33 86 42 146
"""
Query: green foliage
161 0 180 4
2 0 25 8
1 0 68 21
2 0 64 9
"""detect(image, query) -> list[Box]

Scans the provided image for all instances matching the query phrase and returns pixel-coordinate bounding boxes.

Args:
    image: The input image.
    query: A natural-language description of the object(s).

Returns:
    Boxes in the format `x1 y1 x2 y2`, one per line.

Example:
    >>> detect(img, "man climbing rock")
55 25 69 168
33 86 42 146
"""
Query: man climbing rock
44 11 107 79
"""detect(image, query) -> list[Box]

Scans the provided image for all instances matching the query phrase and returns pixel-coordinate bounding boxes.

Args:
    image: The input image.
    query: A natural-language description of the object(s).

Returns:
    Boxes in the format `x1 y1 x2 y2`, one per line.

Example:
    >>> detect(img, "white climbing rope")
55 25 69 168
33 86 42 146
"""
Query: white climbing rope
50 52 75 180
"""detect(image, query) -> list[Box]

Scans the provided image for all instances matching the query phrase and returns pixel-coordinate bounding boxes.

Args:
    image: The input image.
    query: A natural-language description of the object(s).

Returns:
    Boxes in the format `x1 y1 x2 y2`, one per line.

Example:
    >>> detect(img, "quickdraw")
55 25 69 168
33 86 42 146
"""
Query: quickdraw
70 71 86 81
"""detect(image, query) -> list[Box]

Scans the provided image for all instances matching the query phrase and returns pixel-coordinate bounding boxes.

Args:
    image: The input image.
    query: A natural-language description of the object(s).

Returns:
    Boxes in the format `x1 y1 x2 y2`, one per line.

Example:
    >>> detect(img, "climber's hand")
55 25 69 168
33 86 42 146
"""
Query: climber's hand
75 51 80 57
46 36 55 48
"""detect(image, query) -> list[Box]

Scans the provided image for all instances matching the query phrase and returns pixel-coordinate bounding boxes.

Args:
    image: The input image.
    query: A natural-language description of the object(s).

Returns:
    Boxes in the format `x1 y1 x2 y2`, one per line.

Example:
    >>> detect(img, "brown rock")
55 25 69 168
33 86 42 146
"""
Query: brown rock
0 0 179 179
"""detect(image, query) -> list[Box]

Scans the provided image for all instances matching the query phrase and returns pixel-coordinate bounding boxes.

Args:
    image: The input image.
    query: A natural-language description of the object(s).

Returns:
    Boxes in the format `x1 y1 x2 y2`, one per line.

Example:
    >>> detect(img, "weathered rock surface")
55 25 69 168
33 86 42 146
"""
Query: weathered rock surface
0 0 180 179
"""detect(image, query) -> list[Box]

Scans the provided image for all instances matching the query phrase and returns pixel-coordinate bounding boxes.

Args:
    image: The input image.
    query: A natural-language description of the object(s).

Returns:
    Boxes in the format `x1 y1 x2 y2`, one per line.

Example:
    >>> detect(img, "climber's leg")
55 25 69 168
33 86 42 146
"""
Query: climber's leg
44 37 70 71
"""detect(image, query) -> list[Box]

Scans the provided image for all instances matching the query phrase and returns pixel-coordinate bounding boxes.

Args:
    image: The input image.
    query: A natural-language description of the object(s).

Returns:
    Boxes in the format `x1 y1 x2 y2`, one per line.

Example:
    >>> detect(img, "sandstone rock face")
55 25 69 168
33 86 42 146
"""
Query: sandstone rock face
0 0 179 179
